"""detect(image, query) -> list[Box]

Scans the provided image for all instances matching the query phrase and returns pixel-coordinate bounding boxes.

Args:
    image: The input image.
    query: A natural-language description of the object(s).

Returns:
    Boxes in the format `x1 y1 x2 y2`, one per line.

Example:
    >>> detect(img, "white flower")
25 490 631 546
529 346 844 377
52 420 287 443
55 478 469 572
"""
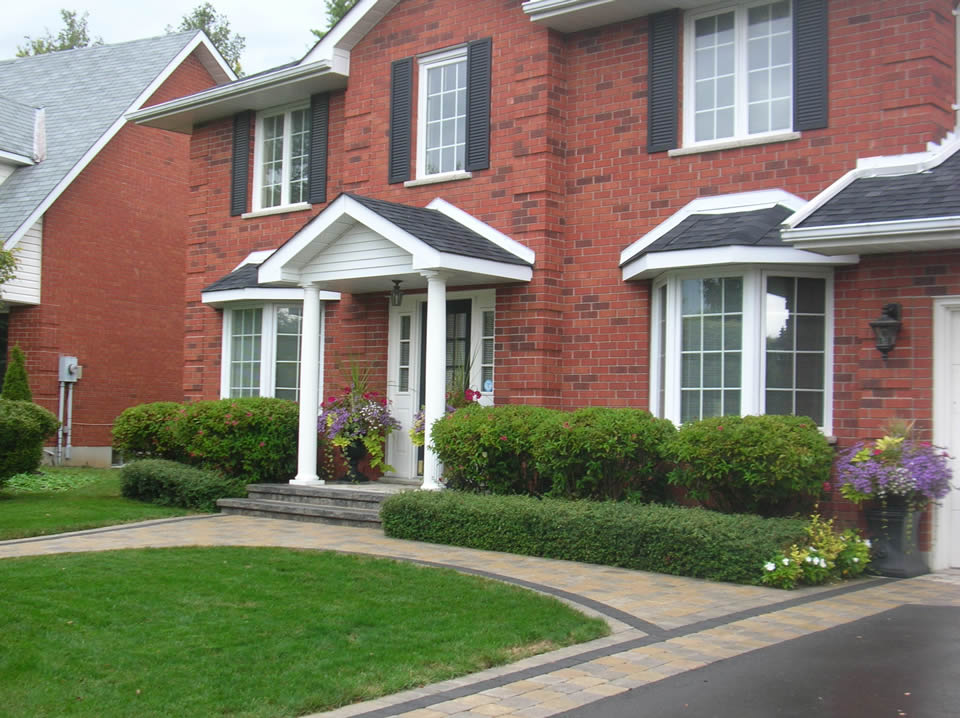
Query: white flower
819 558 827 568
864 539 872 548
853 557 860 563
805 556 812 563
782 558 790 566
765 562 776 572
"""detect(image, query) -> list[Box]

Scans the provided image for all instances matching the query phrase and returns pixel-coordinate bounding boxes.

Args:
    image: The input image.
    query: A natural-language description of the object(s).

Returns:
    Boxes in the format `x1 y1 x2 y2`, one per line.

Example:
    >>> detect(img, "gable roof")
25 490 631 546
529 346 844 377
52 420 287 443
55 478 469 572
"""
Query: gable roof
0 32 233 249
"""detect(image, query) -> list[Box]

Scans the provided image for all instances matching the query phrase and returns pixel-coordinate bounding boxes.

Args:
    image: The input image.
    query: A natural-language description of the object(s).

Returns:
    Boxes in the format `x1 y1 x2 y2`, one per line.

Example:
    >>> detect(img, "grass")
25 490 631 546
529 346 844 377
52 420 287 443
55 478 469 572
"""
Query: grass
0 547 609 717
0 467 193 540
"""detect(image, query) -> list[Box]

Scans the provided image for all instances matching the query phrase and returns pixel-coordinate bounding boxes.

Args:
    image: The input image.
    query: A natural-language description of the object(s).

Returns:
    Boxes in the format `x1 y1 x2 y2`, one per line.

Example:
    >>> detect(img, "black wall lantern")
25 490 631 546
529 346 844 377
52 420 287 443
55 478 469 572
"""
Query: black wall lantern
390 280 404 307
869 303 902 359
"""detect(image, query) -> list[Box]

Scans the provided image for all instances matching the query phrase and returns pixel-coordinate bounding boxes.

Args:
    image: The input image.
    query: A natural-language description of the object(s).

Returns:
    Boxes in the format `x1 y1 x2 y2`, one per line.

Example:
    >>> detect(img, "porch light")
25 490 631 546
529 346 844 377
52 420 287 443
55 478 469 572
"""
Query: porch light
391 280 404 307
869 303 902 359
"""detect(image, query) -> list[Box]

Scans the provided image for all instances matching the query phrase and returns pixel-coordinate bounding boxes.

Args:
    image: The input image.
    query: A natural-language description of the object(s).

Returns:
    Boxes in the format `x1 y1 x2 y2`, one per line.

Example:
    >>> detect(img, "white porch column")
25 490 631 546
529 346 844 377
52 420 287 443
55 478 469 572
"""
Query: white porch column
421 271 447 490
291 283 324 485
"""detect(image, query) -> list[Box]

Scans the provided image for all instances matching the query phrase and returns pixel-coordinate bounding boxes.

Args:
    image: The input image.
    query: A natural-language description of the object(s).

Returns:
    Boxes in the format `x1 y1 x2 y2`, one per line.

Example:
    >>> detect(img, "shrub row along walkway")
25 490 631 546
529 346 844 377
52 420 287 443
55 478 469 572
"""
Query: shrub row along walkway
2 515 959 718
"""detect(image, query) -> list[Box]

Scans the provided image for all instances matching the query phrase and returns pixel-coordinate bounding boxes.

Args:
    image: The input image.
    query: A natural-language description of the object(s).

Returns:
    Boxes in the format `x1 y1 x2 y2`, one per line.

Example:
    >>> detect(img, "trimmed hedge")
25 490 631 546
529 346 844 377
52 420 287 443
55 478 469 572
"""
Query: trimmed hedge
530 407 675 501
0 399 59 485
380 491 808 585
665 414 833 516
111 401 185 461
120 459 247 511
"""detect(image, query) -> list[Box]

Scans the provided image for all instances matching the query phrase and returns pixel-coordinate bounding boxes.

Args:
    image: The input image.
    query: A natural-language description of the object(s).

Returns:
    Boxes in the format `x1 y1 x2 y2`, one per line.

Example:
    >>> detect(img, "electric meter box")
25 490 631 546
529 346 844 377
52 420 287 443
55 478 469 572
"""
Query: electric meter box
58 355 81 382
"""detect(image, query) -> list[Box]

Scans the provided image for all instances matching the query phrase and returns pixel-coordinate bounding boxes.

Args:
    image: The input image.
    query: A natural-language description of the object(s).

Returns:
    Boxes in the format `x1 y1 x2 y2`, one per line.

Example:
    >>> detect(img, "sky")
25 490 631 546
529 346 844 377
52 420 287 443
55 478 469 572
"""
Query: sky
3 1 330 75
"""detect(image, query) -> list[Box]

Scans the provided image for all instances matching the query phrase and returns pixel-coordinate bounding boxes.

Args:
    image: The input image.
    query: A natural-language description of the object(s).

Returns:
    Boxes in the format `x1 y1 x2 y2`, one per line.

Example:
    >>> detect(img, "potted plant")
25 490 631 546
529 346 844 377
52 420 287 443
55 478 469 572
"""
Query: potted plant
833 421 953 577
319 366 400 483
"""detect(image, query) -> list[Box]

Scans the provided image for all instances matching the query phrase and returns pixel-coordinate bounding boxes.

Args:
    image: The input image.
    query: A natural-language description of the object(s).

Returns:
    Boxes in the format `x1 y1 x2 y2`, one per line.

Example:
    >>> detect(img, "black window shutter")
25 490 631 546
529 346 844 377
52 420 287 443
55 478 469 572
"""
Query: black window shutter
230 111 251 216
308 93 329 205
793 0 829 131
389 57 413 184
465 37 492 172
647 10 679 153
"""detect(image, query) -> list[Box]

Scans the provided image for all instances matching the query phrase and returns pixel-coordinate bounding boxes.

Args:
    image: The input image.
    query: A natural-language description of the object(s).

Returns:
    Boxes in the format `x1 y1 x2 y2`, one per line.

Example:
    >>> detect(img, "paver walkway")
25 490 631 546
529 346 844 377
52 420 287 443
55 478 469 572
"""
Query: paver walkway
3 514 958 718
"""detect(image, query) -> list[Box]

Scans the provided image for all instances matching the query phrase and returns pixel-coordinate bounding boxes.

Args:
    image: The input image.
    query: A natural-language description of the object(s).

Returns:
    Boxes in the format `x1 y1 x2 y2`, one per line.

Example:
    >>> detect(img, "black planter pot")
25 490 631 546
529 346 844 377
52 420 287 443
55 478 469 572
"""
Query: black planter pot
864 501 928 578
343 440 370 483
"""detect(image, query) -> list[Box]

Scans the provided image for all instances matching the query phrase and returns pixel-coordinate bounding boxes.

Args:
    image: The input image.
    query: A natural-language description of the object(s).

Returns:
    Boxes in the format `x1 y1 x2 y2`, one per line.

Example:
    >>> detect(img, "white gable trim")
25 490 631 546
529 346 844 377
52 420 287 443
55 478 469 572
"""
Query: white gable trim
427 198 536 265
301 0 404 67
201 287 341 307
0 149 34 167
620 189 807 268
3 33 231 252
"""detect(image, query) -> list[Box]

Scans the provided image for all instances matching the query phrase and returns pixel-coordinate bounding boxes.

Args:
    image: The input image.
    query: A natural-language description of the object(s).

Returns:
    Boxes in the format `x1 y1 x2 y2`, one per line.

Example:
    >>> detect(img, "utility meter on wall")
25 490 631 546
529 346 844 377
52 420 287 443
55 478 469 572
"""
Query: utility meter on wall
58 355 81 382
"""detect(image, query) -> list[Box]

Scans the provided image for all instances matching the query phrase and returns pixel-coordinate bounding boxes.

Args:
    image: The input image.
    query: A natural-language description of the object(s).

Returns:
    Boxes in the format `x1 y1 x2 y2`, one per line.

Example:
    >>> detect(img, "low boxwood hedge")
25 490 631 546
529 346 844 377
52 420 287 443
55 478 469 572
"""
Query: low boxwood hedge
380 491 808 585
120 459 247 512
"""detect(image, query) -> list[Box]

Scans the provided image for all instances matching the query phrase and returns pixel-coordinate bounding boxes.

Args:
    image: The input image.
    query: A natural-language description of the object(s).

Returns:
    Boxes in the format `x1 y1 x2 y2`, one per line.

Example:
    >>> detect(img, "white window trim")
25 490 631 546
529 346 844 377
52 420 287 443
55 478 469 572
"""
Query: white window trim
251 102 311 212
650 265 833 434
219 301 326 402
416 45 468 181
682 0 794 149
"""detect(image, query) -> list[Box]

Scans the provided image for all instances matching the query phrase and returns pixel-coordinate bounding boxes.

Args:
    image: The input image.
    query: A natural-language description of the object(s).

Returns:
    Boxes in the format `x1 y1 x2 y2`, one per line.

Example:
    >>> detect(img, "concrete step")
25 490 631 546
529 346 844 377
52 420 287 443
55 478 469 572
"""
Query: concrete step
216 497 383 528
244 483 398 510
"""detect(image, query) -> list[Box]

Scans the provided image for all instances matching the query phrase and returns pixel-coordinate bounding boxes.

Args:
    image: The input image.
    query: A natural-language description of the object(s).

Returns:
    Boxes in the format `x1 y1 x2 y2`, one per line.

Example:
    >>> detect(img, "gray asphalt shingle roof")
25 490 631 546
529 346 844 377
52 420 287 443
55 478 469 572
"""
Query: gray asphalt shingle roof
798 149 960 228
0 32 200 245
0 95 37 158
636 204 794 258
203 262 261 292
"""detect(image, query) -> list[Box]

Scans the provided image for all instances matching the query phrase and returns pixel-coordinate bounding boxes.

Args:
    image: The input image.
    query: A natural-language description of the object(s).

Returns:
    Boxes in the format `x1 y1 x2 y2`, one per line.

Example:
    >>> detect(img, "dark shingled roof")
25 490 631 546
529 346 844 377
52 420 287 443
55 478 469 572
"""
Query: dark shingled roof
638 205 793 257
203 262 261 292
345 193 530 266
799 150 960 228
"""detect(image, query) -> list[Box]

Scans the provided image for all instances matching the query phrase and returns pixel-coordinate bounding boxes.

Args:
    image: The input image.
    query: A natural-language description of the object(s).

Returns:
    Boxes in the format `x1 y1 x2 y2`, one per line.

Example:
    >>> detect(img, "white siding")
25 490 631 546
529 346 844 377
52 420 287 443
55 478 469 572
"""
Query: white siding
300 225 412 283
1 217 42 305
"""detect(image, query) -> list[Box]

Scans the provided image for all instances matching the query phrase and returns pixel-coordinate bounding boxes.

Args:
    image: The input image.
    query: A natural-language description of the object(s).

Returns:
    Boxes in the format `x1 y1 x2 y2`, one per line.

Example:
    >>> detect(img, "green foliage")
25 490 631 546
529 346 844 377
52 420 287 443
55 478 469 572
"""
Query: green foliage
112 401 185 462
530 407 676 501
431 404 561 494
381 491 808 585
0 399 59 485
310 0 359 40
0 246 16 291
665 414 833 516
114 398 303 483
16 9 102 56
1 345 32 401
761 514 871 589
121 459 246 511
168 2 245 75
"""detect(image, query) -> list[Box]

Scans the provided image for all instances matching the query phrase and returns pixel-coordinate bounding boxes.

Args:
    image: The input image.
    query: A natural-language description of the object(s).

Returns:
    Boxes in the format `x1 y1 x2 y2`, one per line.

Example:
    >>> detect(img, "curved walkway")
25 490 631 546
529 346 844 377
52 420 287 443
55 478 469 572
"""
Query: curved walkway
3 514 959 718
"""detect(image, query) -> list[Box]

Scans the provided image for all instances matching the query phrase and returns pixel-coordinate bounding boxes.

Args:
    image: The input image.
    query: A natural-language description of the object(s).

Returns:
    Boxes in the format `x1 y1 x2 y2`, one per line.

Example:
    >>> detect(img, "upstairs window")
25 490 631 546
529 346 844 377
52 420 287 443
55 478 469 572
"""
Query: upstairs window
254 106 311 210
418 48 468 177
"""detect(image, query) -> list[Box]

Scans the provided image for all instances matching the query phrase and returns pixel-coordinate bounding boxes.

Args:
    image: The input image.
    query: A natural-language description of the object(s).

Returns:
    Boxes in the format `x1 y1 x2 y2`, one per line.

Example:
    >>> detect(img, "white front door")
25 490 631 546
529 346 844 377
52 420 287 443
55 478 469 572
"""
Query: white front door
386 289 496 480
933 298 960 569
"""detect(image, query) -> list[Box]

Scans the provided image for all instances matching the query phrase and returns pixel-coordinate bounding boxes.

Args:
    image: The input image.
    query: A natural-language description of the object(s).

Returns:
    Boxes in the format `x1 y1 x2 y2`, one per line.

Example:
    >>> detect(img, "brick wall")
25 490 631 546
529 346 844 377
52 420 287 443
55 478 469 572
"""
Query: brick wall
6 47 219 449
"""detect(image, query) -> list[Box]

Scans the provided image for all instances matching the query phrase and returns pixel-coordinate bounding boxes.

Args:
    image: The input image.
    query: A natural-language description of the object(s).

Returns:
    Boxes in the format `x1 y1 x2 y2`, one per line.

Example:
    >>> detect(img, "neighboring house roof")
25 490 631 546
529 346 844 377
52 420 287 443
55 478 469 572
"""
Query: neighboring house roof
0 94 38 160
344 193 532 266
0 32 234 249
638 205 794 256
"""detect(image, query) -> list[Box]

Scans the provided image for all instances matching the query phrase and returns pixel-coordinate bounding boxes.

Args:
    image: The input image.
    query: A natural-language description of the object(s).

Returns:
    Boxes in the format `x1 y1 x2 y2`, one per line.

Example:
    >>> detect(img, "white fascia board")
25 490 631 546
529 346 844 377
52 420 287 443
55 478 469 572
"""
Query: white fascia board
301 0 403 65
622 245 859 281
426 197 535 265
4 33 222 252
785 137 960 229
620 189 807 266
201 286 340 306
782 216 960 255
414 253 534 282
0 150 33 166
233 250 275 271
522 0 701 32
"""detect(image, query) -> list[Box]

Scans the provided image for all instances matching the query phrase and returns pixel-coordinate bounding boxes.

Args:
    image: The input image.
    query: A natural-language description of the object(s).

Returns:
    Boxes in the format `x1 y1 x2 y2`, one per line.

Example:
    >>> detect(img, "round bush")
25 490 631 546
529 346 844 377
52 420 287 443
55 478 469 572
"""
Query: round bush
112 401 185 462
664 414 833 516
0 399 59 485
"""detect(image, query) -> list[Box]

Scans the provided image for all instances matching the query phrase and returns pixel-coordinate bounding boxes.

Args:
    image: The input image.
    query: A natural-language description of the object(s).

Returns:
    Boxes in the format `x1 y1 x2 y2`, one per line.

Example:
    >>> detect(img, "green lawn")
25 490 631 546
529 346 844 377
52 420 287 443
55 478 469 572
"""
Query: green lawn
0 547 608 717
0 467 192 540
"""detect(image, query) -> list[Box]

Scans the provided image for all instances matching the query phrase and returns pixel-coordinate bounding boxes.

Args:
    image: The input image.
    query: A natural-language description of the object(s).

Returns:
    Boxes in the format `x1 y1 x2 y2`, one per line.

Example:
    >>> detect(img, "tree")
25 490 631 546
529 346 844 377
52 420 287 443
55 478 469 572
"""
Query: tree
168 3 245 76
1 346 32 402
16 9 102 56
310 0 359 41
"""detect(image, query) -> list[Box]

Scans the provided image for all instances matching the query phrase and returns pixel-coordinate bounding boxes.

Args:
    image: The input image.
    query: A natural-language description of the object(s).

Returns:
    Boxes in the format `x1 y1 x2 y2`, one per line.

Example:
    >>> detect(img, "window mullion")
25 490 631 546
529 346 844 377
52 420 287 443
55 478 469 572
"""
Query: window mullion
260 305 276 398
280 112 292 207
734 5 747 138
741 270 762 415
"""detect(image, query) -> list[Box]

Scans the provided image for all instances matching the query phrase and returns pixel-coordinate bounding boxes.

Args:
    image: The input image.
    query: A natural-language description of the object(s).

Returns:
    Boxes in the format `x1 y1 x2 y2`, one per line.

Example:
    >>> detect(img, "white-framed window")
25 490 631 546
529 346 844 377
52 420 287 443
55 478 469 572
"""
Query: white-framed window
684 1 793 145
417 47 467 178
651 266 831 432
253 105 311 210
221 302 324 401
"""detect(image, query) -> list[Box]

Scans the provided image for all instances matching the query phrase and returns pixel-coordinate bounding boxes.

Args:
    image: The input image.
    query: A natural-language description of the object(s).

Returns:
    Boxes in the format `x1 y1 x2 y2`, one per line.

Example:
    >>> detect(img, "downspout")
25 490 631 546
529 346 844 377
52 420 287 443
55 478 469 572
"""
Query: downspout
56 381 65 465
65 381 74 461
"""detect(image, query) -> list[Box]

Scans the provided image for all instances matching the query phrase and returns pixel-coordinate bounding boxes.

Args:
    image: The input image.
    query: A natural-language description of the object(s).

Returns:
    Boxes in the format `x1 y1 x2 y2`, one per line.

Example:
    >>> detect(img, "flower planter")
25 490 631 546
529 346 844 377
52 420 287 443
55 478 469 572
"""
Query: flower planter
863 502 927 578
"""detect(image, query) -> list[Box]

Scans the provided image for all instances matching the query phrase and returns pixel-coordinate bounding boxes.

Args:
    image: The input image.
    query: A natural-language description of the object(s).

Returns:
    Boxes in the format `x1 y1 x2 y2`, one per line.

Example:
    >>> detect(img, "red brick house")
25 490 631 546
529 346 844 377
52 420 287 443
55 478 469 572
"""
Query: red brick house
133 0 960 569
0 32 233 466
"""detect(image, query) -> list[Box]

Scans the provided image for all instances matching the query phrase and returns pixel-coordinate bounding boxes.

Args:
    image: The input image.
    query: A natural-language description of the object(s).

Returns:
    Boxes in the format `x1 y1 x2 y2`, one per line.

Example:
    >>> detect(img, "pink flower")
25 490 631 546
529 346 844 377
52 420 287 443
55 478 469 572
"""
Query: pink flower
499 435 507 441
822 482 831 492
258 441 265 447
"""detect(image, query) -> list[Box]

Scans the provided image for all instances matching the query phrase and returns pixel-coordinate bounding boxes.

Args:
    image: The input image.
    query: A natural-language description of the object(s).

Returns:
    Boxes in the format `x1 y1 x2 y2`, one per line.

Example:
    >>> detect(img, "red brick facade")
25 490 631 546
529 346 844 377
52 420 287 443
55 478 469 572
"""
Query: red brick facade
6 48 219 453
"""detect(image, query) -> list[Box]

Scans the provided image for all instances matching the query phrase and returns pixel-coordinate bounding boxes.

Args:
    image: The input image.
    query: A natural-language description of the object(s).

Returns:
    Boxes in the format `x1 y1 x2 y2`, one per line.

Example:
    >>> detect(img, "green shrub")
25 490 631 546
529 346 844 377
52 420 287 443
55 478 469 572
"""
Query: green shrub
169 398 300 483
112 401 185 461
120 459 246 511
761 515 872 589
1 345 32 401
431 404 561 494
0 399 59 485
664 414 833 516
530 407 675 501
381 491 808 585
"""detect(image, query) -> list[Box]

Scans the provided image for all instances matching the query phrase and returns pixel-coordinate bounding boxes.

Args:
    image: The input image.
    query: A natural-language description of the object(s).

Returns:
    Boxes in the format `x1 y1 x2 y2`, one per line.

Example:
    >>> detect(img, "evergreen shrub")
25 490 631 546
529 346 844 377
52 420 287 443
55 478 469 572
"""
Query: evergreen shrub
0 399 59 485
1 345 32 401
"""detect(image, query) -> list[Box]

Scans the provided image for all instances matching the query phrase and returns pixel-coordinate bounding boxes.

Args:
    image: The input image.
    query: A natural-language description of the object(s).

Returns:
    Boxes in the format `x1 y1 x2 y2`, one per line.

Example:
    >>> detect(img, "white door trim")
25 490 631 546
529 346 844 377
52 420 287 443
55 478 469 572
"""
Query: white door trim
931 296 960 569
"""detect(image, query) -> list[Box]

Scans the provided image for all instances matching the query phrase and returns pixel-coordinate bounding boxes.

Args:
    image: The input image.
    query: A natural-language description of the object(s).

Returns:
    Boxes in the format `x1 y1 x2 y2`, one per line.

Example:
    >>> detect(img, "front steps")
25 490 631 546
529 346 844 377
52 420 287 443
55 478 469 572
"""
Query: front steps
217 482 413 528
